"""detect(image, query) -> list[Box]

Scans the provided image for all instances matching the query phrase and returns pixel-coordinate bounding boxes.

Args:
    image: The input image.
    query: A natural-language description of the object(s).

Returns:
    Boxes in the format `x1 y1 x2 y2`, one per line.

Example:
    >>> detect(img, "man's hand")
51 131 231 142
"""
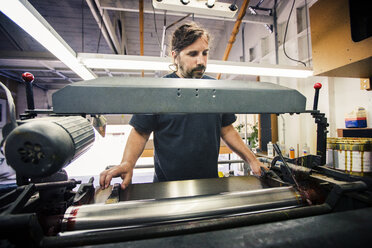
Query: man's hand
99 165 133 190
249 160 268 176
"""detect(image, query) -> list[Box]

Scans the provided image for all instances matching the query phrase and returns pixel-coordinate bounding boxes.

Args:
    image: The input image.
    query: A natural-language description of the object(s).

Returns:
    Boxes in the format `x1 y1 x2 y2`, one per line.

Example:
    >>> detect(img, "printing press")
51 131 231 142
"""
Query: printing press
0 77 372 247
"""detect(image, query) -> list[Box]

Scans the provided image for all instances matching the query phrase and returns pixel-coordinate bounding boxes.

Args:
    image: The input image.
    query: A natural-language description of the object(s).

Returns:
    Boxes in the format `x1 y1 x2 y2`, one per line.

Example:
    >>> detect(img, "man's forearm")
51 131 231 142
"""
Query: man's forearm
221 125 259 163
120 128 151 169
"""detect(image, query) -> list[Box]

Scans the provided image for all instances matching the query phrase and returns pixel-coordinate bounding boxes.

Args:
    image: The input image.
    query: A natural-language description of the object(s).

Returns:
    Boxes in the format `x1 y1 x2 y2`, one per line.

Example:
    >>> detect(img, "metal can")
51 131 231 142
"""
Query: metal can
327 137 372 176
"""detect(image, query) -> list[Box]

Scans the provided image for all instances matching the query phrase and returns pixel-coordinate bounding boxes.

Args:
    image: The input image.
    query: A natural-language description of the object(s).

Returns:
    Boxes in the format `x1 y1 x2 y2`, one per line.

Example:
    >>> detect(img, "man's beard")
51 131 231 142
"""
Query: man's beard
180 64 206 78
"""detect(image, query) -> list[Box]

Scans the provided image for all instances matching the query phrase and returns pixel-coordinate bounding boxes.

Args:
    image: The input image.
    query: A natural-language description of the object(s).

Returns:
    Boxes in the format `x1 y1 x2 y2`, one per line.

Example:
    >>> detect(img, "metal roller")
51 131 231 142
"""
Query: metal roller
4 116 95 178
62 186 303 231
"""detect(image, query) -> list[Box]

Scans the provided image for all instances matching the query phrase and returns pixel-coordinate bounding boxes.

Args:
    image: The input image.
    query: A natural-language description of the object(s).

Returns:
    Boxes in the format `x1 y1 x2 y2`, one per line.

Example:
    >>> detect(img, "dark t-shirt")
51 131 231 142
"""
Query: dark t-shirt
129 73 236 182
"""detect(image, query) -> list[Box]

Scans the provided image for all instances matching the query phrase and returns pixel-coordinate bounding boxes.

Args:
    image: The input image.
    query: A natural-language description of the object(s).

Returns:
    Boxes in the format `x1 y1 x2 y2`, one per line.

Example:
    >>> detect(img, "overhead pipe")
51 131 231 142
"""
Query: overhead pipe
217 0 250 80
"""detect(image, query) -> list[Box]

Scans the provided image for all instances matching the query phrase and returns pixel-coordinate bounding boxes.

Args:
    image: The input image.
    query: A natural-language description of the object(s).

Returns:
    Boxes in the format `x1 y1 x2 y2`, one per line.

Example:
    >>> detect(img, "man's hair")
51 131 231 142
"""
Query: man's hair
170 22 210 55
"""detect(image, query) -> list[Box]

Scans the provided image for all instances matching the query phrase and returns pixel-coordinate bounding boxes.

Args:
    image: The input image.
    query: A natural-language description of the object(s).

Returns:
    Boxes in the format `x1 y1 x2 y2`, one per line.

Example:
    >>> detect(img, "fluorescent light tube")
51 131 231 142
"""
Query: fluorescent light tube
206 60 313 78
79 53 313 78
0 0 96 80
80 54 171 71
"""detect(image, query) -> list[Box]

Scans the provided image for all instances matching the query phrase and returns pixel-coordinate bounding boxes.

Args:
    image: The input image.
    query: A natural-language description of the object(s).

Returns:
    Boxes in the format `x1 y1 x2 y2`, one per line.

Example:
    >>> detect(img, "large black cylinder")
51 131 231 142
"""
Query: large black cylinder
4 116 95 178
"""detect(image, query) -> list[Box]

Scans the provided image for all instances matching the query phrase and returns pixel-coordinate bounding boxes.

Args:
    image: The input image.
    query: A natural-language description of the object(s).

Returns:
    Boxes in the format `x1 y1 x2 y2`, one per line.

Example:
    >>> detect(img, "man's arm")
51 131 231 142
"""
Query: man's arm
99 128 150 190
220 124 266 176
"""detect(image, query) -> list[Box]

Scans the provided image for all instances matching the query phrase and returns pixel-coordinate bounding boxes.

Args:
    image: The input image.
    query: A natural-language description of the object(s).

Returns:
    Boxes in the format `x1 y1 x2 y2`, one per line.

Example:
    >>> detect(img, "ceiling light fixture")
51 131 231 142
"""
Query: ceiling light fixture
153 0 237 18
79 53 313 78
0 0 96 80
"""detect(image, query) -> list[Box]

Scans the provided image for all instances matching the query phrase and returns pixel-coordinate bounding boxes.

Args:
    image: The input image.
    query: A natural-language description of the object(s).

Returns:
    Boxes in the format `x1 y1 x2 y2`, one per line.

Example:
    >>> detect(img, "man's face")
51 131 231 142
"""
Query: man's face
173 35 209 78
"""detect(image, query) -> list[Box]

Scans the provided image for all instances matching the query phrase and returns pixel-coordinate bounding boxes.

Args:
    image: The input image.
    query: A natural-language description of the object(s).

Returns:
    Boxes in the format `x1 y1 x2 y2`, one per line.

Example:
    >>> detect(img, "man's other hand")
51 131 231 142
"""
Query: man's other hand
99 165 133 190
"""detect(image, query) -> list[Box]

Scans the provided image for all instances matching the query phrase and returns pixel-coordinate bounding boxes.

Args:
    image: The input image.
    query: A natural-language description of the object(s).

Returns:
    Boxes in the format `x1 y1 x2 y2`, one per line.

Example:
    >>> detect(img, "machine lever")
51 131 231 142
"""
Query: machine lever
313 82 322 111
22 72 35 111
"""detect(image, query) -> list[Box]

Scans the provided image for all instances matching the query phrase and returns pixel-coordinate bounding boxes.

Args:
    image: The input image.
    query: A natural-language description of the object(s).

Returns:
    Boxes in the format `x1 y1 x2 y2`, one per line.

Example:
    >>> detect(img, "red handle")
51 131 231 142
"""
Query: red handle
314 82 322 90
22 72 34 83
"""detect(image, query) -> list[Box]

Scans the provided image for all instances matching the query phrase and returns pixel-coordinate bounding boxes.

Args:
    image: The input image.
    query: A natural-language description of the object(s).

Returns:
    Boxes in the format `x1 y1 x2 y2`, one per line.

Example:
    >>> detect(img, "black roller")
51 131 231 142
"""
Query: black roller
4 116 95 178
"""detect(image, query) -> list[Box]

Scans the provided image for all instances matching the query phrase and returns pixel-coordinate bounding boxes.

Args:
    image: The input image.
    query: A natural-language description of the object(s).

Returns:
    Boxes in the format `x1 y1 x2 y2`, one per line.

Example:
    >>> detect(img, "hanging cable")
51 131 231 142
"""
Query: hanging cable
152 4 161 49
283 0 306 67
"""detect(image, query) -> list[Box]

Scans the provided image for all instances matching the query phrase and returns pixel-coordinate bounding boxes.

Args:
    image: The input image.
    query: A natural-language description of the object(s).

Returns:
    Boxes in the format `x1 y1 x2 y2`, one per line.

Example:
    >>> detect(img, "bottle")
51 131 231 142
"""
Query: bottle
302 143 310 156
267 141 274 157
289 147 295 159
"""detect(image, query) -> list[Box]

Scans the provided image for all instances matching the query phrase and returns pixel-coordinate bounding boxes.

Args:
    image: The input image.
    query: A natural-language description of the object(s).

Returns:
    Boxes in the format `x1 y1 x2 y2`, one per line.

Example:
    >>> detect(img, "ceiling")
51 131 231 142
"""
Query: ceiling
0 0 275 90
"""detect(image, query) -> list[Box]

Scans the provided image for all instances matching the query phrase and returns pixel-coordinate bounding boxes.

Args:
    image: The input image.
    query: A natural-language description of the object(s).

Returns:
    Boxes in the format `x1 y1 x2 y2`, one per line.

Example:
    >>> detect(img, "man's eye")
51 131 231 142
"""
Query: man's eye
188 52 198 57
203 51 209 56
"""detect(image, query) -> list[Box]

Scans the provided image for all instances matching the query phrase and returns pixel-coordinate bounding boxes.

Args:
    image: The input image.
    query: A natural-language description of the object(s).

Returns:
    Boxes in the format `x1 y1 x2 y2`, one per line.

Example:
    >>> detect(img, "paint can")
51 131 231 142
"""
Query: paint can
327 137 372 176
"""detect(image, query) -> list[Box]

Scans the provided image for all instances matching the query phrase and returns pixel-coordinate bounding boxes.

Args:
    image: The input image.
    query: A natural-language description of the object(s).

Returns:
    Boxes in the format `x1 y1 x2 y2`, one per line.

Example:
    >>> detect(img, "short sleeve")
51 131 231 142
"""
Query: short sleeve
221 114 237 127
129 114 158 133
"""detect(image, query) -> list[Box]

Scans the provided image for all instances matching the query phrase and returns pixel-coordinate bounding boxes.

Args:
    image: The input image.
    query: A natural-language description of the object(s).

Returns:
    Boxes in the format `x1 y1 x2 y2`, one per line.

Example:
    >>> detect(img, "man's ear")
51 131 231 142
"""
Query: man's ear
171 50 177 62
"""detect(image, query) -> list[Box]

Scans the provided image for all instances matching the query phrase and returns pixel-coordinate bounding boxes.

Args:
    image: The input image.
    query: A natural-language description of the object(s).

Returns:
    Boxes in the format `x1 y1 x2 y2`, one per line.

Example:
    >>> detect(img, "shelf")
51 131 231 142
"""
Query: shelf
337 128 372 138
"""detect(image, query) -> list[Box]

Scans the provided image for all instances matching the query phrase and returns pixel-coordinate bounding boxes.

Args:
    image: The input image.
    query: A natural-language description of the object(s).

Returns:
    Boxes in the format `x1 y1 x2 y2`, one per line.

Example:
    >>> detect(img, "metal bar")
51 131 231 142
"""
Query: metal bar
52 77 307 114
119 11 128 54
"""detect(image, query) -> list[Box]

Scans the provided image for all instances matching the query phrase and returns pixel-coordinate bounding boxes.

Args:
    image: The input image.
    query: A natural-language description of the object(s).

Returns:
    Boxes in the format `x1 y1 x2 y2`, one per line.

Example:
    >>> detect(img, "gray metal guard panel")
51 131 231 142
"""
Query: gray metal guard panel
52 77 306 114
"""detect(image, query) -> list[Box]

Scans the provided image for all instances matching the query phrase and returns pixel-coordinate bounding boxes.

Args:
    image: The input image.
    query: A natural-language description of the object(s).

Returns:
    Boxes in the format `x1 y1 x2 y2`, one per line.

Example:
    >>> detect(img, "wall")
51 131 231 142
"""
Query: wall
330 77 372 130
211 0 371 156
17 83 50 116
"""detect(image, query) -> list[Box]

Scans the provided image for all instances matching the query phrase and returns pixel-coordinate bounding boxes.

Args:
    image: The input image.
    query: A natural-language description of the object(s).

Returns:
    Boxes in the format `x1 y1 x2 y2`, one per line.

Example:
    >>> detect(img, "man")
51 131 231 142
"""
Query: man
100 23 266 190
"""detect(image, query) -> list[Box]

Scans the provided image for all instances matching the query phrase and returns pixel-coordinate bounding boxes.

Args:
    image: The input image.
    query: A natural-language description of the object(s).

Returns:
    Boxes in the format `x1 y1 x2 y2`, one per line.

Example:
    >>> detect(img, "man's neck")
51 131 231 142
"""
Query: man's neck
175 71 184 78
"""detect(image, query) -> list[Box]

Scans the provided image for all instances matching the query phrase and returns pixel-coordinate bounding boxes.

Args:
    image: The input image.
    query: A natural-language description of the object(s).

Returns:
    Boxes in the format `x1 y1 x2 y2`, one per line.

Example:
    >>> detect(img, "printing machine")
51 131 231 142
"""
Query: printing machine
0 77 372 247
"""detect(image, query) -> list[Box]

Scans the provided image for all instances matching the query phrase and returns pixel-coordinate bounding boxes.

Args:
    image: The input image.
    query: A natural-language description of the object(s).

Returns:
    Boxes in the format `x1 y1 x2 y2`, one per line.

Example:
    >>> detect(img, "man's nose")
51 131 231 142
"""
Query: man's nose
196 54 205 65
